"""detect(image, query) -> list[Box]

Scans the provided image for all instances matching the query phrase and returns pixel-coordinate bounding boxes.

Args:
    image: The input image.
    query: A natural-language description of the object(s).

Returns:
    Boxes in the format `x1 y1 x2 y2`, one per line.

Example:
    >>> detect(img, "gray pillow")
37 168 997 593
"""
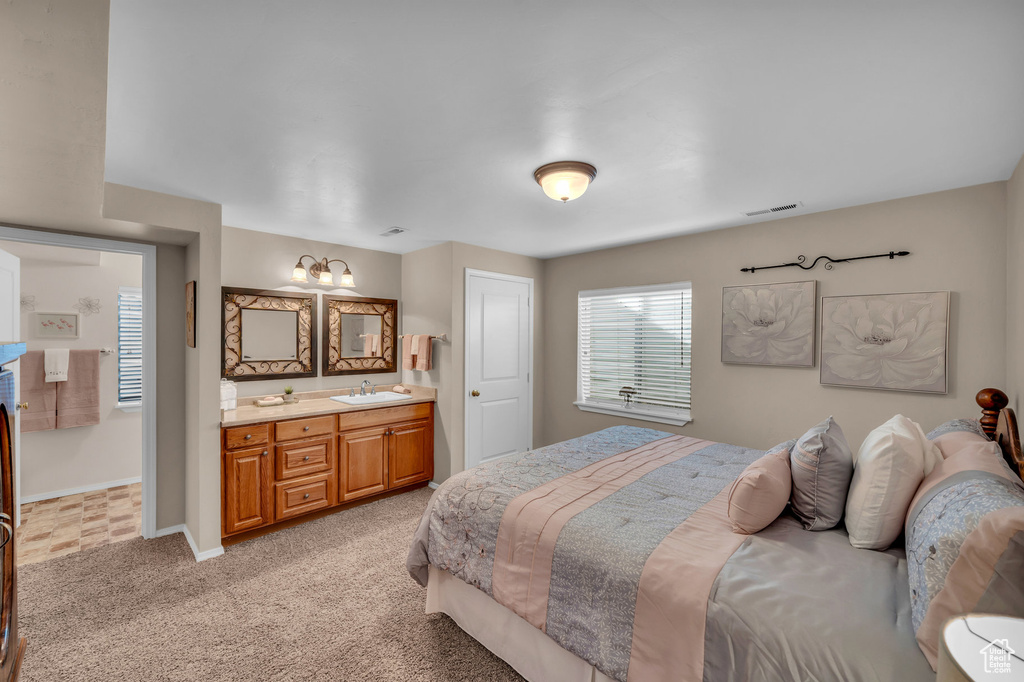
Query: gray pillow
790 417 854 530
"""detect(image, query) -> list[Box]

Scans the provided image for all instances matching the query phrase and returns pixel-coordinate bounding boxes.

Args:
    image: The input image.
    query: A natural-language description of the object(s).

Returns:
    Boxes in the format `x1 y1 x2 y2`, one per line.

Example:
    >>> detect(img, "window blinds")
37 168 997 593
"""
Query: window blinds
117 286 143 405
577 282 691 421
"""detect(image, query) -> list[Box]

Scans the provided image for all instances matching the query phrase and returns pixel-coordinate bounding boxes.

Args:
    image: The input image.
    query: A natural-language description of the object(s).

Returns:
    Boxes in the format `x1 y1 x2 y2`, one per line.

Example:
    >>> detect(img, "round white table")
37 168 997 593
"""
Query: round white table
939 614 1024 681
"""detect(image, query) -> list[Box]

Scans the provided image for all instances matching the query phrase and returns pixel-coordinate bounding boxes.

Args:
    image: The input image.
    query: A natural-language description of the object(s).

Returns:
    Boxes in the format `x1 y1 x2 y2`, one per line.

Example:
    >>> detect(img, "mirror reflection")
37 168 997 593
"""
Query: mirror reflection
340 314 384 358
241 308 298 361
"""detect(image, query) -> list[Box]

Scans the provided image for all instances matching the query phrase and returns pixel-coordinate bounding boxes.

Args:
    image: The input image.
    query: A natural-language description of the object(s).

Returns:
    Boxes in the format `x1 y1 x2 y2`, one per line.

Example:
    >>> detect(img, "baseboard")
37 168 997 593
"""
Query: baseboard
154 524 184 538
428 481 439 489
21 476 143 504
182 525 224 563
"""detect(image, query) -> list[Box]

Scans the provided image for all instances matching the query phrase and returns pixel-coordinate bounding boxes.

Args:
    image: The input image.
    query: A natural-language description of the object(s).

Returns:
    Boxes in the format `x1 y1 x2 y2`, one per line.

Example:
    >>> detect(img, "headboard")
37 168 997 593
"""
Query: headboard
976 388 1024 481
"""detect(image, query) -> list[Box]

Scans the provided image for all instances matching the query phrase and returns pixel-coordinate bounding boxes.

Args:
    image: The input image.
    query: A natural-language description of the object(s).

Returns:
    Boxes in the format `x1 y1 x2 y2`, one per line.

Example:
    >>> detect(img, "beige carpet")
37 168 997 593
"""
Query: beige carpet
18 487 523 681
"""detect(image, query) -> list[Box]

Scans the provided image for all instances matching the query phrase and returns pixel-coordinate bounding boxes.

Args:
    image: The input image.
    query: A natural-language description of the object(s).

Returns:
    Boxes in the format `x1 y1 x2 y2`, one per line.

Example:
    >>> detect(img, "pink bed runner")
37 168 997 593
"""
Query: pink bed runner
490 435 748 681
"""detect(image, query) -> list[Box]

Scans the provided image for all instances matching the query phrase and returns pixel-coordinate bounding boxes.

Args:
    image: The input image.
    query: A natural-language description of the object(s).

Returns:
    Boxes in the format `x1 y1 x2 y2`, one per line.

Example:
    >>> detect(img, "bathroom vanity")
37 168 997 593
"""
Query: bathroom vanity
220 386 434 542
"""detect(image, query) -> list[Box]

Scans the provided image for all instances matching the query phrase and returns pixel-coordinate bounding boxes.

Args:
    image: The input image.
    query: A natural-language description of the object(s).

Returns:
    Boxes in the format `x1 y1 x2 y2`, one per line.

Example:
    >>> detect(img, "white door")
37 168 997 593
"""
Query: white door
0 249 19 526
465 269 532 469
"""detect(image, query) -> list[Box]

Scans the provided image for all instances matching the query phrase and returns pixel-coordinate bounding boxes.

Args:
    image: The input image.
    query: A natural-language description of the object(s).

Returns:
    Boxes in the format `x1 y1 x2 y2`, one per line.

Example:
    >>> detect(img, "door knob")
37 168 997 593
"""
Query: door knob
471 390 480 397
16 402 27 410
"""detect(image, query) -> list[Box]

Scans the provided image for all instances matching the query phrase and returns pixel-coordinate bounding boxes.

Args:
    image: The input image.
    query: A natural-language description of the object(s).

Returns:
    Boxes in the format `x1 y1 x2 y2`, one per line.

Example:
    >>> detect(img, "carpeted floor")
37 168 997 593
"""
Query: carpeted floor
18 487 524 681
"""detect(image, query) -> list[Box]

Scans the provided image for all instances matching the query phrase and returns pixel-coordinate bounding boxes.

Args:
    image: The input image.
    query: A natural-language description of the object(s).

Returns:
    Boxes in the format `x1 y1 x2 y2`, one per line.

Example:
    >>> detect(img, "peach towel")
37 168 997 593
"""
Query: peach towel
414 334 432 371
56 349 100 429
19 351 57 432
401 335 414 370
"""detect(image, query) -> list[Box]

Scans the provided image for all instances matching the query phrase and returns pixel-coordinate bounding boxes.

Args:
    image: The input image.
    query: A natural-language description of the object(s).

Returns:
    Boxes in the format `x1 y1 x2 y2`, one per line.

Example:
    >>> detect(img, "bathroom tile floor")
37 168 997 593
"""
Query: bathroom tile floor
16 483 142 566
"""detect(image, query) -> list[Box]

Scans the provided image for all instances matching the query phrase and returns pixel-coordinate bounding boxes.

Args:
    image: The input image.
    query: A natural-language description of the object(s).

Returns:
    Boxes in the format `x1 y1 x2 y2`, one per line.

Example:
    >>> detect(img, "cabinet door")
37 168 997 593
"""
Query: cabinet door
338 427 388 501
223 445 272 535
388 419 433 489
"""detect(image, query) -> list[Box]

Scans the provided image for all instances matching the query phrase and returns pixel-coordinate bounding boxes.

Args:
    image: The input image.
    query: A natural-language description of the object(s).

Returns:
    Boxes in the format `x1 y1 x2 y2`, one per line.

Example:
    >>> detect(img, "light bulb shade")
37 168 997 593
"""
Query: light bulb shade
338 269 355 287
318 268 334 285
291 265 308 282
534 161 597 203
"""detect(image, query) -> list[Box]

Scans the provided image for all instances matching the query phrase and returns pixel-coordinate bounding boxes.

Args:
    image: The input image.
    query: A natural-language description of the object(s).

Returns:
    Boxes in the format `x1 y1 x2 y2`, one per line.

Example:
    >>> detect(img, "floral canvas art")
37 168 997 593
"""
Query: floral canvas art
721 280 816 366
820 291 948 393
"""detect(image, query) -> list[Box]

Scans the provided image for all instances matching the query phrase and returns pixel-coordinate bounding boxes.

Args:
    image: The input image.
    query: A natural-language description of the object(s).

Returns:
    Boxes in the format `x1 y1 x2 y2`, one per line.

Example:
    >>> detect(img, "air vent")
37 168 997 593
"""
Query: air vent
379 226 407 237
743 201 803 217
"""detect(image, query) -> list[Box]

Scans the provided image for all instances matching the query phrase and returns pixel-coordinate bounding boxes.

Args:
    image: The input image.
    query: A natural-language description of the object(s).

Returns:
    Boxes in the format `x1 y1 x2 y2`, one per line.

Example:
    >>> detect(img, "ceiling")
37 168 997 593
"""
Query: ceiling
104 2 1024 259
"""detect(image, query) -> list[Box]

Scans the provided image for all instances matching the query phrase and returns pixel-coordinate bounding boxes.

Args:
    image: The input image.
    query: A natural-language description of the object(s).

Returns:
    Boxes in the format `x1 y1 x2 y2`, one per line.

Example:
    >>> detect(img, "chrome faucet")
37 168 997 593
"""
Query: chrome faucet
360 380 371 396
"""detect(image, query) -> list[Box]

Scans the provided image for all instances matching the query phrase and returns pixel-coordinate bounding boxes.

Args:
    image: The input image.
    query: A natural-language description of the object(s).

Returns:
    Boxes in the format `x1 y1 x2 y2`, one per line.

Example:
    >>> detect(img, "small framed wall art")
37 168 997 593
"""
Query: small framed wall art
721 280 816 366
35 312 80 339
820 290 949 394
186 281 196 348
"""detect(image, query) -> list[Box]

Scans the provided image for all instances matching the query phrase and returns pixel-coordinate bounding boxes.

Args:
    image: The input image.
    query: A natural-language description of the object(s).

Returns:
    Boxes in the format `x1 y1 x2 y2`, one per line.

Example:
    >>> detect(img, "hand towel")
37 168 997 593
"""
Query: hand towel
20 351 57 432
44 348 70 383
364 334 374 357
370 334 380 355
410 334 420 356
56 349 100 429
414 334 432 371
401 335 413 370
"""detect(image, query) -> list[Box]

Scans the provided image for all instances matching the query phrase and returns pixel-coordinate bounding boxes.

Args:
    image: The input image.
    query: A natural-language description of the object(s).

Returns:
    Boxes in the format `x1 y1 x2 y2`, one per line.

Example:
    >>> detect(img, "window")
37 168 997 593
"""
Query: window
117 286 143 407
576 282 692 426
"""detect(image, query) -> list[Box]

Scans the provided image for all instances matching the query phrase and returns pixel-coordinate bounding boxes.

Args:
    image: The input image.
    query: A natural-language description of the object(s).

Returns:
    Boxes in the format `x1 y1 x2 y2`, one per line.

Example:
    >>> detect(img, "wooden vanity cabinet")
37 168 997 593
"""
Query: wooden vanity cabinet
222 402 434 541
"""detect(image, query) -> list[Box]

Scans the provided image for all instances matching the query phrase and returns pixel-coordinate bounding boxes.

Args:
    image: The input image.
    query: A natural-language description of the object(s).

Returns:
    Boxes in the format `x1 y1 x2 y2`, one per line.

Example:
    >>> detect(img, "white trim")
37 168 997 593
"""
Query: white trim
573 401 692 427
463 269 534 472
116 402 142 412
0 226 158 540
154 523 185 538
183 525 224 562
578 280 692 299
20 476 142 504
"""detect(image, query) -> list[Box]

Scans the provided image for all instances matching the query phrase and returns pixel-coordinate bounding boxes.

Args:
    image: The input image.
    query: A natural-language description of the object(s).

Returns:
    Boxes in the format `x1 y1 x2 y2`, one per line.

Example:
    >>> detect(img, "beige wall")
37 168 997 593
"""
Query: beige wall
1007 154 1024 411
221 225 403 397
2 0 223 550
12 248 143 499
542 183 1008 453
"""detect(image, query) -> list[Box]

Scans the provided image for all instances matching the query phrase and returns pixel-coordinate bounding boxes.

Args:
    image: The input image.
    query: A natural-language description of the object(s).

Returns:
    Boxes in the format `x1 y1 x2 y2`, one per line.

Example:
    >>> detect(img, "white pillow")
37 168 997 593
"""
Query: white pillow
845 415 942 549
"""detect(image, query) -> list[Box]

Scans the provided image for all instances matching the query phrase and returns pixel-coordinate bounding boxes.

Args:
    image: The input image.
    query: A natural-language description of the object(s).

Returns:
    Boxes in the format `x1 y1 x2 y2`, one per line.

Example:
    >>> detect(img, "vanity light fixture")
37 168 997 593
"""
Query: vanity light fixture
290 255 356 287
533 161 598 203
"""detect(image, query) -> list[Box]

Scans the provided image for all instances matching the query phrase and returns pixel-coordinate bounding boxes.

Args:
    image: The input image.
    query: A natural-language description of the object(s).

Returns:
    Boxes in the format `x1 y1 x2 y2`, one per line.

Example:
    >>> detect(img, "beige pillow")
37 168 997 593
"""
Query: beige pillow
728 449 793 534
845 414 942 550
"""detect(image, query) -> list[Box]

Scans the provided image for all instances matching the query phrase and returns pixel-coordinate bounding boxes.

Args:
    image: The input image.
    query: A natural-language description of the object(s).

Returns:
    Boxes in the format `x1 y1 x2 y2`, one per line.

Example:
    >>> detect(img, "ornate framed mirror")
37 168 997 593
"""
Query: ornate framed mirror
222 287 317 381
322 296 397 375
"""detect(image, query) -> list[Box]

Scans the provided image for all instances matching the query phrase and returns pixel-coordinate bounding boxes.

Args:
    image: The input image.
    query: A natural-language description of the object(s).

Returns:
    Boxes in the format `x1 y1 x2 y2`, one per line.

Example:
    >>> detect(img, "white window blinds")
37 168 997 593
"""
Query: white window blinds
117 286 143 405
576 282 692 426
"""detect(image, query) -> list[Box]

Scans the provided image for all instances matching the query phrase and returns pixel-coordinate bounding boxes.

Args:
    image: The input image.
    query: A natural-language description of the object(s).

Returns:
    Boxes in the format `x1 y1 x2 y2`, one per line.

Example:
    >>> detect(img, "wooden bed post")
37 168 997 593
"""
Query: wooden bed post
976 388 1008 438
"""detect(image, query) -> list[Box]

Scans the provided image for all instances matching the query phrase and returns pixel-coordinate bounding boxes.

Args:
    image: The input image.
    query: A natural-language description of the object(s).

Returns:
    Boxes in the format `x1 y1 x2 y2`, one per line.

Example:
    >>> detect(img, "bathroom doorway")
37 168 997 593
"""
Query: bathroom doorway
0 227 157 562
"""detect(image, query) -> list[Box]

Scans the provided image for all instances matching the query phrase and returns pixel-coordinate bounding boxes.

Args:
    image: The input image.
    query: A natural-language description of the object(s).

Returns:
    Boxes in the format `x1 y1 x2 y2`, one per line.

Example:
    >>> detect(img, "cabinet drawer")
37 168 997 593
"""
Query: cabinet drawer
276 436 334 480
274 473 333 521
338 403 433 432
224 423 269 450
275 415 334 442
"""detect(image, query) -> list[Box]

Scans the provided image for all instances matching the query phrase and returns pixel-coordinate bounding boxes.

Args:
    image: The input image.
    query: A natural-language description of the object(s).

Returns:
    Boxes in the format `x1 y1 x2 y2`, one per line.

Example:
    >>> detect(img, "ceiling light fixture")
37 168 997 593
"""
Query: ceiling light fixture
290 255 355 287
533 161 598 203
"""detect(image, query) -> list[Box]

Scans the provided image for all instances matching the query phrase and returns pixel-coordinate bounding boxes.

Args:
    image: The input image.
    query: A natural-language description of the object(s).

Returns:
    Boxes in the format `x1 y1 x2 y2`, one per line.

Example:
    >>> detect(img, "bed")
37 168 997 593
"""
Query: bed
407 391 1024 682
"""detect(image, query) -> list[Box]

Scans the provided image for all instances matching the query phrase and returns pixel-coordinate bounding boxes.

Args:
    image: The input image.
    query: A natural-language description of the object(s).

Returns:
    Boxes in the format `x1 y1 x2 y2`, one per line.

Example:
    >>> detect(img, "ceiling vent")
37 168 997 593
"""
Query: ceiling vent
743 201 803 218
379 226 407 237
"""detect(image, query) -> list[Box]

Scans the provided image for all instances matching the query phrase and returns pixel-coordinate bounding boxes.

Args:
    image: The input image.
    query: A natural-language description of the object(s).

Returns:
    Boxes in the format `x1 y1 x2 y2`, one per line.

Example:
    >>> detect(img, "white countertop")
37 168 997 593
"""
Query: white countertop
221 384 436 427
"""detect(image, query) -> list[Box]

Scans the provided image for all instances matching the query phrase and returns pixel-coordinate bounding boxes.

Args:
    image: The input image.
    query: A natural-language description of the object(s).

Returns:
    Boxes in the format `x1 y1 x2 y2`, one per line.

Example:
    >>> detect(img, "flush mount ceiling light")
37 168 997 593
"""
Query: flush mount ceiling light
290 255 355 287
533 161 597 203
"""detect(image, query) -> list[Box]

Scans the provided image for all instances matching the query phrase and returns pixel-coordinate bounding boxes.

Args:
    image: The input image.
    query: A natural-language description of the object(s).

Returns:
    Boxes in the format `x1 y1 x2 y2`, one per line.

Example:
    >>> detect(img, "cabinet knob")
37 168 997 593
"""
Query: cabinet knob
261 450 268 457
303 493 310 499
244 434 252 440
303 426 310 431
303 456 310 461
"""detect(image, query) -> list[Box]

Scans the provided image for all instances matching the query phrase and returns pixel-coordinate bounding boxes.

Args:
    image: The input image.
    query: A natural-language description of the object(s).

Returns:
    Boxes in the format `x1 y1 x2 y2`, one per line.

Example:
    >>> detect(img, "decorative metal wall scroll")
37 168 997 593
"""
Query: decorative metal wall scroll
741 250 910 274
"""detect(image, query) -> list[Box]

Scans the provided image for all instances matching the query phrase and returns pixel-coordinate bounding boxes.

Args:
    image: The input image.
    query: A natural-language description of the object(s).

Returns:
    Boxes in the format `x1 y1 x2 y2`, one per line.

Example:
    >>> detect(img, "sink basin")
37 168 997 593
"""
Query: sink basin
330 391 414 406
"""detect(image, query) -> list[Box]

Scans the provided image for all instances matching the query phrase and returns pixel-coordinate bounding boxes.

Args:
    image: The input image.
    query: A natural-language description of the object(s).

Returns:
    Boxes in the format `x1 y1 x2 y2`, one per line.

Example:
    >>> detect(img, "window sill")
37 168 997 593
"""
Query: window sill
116 402 142 413
573 401 691 427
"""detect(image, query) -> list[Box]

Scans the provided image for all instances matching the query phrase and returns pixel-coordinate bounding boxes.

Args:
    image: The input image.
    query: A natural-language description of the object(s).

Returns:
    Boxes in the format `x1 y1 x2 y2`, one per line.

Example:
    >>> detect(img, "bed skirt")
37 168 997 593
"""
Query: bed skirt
426 565 616 682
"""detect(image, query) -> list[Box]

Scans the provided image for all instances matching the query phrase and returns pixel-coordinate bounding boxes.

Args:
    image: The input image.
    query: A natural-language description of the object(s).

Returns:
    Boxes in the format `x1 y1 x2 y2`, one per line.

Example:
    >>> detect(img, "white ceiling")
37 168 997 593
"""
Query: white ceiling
105 2 1024 259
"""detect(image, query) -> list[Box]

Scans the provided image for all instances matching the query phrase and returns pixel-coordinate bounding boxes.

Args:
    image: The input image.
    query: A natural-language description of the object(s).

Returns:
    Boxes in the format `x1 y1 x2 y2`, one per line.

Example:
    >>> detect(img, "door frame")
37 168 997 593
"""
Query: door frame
0 226 158 539
463 268 534 471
